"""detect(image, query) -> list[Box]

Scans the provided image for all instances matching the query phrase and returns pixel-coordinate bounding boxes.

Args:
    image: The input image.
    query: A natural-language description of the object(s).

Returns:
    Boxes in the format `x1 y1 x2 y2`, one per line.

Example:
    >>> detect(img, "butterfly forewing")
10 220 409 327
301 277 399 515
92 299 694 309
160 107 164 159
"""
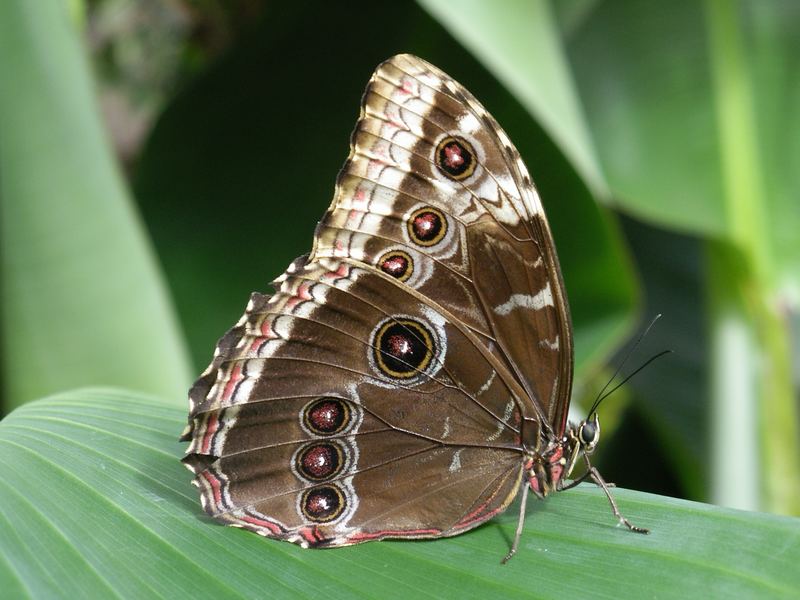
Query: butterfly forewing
183 54 574 547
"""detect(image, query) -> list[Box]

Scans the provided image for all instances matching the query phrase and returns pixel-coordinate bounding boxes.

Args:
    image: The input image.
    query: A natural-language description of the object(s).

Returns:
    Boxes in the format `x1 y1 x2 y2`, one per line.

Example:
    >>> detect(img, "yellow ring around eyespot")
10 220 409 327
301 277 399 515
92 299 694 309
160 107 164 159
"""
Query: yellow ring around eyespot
407 207 447 247
376 249 414 282
373 319 434 379
302 397 351 436
295 441 346 482
301 485 346 523
434 135 477 181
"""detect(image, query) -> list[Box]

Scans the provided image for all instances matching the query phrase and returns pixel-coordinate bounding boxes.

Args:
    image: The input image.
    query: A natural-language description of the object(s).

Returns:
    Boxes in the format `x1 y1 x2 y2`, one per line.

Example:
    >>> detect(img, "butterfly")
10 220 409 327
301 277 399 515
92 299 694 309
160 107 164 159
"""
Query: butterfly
181 54 647 561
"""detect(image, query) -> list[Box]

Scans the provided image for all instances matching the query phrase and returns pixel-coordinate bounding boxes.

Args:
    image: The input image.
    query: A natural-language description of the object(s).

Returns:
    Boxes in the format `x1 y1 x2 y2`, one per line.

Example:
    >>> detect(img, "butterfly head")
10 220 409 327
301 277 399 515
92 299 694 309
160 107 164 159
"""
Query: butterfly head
559 413 601 481
577 413 601 454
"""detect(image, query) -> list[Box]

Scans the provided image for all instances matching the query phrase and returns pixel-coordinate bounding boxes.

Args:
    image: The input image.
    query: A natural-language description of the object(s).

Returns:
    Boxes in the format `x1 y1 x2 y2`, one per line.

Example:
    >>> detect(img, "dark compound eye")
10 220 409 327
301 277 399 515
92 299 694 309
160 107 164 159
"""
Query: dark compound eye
301 485 345 523
408 207 447 247
303 398 350 436
296 443 344 481
377 250 413 282
434 136 477 180
373 319 434 379
580 421 597 445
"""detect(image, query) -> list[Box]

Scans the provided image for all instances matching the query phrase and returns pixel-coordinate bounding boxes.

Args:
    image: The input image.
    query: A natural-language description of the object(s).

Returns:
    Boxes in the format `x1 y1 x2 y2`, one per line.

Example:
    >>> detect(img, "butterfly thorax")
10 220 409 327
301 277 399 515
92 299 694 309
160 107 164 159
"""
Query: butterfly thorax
527 415 600 497
526 441 567 497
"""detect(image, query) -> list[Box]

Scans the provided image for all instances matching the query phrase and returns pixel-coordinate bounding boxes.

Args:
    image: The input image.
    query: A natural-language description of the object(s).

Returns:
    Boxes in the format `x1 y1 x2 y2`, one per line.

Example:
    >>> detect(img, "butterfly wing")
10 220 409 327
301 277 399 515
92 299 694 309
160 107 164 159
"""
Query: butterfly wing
183 54 574 545
313 54 573 437
184 259 522 545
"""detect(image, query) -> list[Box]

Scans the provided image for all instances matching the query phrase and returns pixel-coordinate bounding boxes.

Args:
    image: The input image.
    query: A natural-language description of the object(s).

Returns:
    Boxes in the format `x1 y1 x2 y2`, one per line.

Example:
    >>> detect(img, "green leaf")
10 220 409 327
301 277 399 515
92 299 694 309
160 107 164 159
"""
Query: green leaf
0 0 192 412
1 389 798 598
416 0 608 197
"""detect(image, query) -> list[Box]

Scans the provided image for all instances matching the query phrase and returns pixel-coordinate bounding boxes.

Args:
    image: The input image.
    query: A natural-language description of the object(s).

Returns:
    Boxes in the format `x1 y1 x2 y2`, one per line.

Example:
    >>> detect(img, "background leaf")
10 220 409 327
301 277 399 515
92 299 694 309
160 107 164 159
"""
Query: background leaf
0 1 192 413
563 0 800 512
416 0 608 196
1 388 798 599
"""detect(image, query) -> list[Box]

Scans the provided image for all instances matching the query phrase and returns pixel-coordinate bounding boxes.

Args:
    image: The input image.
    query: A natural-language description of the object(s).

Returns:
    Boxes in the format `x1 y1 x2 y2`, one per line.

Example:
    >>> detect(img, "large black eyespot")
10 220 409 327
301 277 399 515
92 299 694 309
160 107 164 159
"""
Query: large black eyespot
407 207 446 247
435 136 476 180
377 250 413 282
373 318 434 379
296 443 344 481
303 398 350 436
301 485 345 523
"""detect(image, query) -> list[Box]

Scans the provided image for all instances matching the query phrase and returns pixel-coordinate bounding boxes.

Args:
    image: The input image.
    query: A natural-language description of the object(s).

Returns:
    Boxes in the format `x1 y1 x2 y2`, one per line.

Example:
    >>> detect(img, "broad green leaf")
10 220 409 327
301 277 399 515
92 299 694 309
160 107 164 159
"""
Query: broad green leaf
566 1 800 277
0 1 192 412
416 0 608 196
1 389 798 598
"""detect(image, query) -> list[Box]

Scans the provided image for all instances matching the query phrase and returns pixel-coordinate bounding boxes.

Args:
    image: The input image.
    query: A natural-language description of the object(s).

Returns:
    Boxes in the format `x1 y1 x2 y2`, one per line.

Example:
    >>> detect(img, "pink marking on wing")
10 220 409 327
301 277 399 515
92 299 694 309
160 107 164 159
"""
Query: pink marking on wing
286 282 313 310
398 78 415 97
382 122 399 136
239 513 282 535
352 188 369 211
367 159 385 177
454 496 505 530
297 527 318 543
200 469 223 509
322 262 350 281
249 337 267 354
200 412 219 454
220 363 243 403
346 527 441 543
260 319 279 339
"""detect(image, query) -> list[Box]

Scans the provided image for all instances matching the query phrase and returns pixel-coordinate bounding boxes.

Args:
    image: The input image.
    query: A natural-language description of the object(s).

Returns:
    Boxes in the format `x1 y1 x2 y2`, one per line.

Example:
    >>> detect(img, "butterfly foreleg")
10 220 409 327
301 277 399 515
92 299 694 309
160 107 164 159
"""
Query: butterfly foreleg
580 454 649 534
556 468 592 492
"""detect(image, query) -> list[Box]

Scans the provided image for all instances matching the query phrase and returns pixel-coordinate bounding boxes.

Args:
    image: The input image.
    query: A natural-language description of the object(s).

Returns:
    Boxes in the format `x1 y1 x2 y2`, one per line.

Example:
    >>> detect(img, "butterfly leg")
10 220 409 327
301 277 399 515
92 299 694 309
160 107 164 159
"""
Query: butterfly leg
557 469 592 491
502 481 530 564
582 455 649 534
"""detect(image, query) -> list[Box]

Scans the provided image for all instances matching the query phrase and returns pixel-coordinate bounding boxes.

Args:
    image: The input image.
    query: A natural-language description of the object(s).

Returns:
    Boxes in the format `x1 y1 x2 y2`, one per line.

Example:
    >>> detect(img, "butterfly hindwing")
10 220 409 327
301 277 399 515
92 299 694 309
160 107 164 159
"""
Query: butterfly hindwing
184 259 524 544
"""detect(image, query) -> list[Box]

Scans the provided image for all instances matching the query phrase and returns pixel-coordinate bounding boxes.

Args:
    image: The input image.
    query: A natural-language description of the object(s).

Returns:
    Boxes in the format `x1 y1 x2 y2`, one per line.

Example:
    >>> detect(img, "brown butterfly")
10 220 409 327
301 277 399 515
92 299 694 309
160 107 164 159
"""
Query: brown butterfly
181 54 647 561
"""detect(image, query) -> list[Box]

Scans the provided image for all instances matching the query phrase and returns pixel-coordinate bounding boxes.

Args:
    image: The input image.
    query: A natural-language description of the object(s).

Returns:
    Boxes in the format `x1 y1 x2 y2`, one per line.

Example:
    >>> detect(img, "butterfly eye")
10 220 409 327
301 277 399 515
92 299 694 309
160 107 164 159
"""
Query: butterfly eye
435 135 477 180
580 421 597 446
407 207 447 247
373 318 434 379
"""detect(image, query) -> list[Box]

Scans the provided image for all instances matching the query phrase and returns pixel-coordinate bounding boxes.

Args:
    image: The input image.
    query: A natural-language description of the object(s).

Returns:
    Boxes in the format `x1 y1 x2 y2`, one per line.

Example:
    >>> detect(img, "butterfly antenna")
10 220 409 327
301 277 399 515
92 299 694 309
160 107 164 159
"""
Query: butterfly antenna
588 349 672 417
588 314 665 417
